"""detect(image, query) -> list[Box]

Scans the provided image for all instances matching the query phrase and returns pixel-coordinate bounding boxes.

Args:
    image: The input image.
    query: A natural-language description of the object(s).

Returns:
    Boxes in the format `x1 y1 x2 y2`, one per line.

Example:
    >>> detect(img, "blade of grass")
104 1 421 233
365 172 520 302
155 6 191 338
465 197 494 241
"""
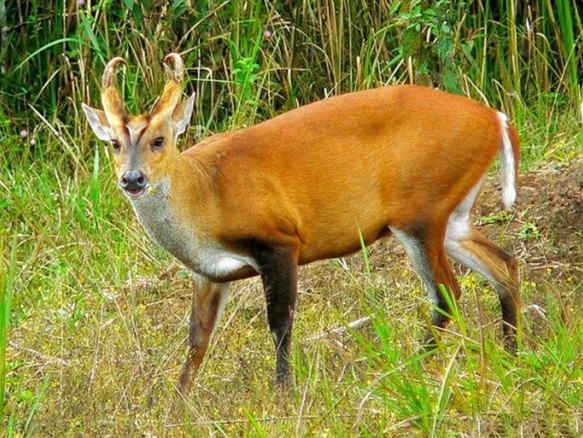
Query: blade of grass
0 235 17 422
23 372 52 434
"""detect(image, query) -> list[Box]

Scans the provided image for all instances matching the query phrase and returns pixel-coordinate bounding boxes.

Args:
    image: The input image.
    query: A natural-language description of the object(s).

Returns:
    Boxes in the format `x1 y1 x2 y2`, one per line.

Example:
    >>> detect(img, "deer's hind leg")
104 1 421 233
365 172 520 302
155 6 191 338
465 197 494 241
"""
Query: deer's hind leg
390 221 462 348
445 180 520 351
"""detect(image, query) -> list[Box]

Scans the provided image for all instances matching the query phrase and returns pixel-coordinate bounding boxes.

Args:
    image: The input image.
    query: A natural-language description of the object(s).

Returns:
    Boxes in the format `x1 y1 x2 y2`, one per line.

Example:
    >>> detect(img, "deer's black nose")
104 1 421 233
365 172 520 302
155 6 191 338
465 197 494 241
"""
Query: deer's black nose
121 170 147 195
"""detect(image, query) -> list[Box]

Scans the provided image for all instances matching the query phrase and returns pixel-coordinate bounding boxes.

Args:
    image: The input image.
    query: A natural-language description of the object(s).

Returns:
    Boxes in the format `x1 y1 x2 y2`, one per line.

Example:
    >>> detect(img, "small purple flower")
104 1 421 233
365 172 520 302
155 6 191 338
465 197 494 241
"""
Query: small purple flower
20 129 28 138
78 0 85 6
263 30 272 39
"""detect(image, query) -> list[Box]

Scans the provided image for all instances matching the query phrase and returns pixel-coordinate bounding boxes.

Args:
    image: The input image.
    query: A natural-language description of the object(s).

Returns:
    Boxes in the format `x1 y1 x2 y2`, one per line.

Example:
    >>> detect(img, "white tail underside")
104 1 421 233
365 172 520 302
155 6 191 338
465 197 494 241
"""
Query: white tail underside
497 112 517 210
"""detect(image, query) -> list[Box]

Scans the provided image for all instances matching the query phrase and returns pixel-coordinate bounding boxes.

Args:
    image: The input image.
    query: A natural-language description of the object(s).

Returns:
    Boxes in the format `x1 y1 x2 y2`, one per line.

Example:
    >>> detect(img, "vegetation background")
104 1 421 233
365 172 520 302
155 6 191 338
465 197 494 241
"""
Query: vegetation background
1 0 581 435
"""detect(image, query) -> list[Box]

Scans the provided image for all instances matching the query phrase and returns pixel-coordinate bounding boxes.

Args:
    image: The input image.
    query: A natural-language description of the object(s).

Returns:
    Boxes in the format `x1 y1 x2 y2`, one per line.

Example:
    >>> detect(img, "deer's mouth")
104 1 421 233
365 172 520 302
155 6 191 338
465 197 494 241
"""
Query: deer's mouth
123 185 147 198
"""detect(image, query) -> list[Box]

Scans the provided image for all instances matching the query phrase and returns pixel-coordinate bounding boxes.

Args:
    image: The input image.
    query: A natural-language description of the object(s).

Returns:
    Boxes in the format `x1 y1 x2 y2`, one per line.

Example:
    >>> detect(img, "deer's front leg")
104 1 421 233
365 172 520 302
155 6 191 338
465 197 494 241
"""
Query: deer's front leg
178 278 229 396
255 246 299 384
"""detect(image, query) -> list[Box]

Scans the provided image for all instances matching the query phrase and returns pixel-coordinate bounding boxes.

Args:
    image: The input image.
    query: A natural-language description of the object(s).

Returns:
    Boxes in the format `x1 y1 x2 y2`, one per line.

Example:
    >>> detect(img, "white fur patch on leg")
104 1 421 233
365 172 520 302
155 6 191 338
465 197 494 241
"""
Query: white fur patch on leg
390 227 439 305
445 220 499 288
445 183 506 296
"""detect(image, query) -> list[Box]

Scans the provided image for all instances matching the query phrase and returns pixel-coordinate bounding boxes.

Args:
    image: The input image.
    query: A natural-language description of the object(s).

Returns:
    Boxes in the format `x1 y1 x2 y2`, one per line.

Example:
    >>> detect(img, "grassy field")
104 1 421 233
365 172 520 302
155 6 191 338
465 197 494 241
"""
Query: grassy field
1 0 583 436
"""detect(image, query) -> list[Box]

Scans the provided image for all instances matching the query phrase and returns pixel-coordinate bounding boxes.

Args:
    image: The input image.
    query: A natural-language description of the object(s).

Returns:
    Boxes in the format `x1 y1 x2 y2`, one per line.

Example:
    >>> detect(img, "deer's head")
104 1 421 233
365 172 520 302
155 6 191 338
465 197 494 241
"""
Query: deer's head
82 53 194 197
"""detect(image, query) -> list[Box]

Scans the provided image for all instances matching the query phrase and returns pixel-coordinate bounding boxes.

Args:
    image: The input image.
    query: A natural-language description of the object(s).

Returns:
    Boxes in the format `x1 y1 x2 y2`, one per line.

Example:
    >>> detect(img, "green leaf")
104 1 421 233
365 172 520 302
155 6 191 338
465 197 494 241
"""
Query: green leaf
132 4 143 26
436 37 454 60
19 390 34 402
442 68 460 93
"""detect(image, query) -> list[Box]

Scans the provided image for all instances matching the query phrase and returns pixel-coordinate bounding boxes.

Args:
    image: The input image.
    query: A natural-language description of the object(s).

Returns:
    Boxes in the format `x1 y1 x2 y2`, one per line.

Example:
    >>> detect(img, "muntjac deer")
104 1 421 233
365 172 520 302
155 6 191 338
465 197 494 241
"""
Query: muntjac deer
83 53 520 395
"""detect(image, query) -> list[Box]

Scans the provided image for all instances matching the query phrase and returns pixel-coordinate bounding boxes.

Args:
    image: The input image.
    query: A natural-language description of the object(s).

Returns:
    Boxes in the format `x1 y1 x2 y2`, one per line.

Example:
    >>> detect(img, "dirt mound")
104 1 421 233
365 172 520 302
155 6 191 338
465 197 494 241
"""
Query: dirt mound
476 158 582 284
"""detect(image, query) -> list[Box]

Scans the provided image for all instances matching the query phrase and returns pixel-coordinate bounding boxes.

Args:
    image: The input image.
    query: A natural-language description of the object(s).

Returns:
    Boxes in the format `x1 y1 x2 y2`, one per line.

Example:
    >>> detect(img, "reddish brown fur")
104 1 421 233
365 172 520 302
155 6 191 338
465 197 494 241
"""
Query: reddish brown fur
178 280 228 394
176 86 504 265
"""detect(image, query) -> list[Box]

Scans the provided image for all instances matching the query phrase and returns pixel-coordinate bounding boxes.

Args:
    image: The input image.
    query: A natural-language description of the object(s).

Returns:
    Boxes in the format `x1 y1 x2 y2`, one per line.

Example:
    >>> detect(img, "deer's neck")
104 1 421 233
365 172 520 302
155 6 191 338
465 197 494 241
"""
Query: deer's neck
127 154 254 281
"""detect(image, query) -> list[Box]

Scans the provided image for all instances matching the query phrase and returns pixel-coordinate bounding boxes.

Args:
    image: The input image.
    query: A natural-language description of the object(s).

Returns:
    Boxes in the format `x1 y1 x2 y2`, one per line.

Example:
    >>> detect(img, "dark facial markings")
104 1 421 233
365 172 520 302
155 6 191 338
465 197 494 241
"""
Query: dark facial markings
134 124 149 147
115 116 164 170
124 123 150 170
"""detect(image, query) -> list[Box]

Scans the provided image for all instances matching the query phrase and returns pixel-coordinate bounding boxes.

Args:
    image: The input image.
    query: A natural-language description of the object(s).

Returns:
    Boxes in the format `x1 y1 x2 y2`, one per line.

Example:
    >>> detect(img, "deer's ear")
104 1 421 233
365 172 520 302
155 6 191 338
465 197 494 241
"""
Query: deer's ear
82 103 112 141
172 92 195 139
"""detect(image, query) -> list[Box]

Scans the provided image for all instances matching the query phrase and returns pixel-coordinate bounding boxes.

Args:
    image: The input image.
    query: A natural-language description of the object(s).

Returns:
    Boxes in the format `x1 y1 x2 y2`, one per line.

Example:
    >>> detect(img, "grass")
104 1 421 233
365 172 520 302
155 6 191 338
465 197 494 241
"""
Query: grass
1 0 582 435
3 174 582 435
0 236 16 425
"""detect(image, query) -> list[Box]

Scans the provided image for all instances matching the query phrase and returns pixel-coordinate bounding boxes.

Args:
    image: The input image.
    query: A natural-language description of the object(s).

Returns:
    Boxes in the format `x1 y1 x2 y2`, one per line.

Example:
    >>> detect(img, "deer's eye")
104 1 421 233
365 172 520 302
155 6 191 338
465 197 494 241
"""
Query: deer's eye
152 137 164 151
111 139 121 151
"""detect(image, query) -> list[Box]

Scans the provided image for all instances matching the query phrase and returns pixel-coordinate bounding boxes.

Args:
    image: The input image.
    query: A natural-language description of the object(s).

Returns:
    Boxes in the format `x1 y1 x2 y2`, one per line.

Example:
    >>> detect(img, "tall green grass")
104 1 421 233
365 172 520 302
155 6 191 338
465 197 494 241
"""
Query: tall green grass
1 1 582 155
0 235 18 435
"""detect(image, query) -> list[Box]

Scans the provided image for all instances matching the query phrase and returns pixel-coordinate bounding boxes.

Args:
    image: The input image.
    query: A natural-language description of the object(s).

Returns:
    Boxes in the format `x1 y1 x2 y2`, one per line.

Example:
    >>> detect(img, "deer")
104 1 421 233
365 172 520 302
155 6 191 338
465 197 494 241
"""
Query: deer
82 53 520 396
